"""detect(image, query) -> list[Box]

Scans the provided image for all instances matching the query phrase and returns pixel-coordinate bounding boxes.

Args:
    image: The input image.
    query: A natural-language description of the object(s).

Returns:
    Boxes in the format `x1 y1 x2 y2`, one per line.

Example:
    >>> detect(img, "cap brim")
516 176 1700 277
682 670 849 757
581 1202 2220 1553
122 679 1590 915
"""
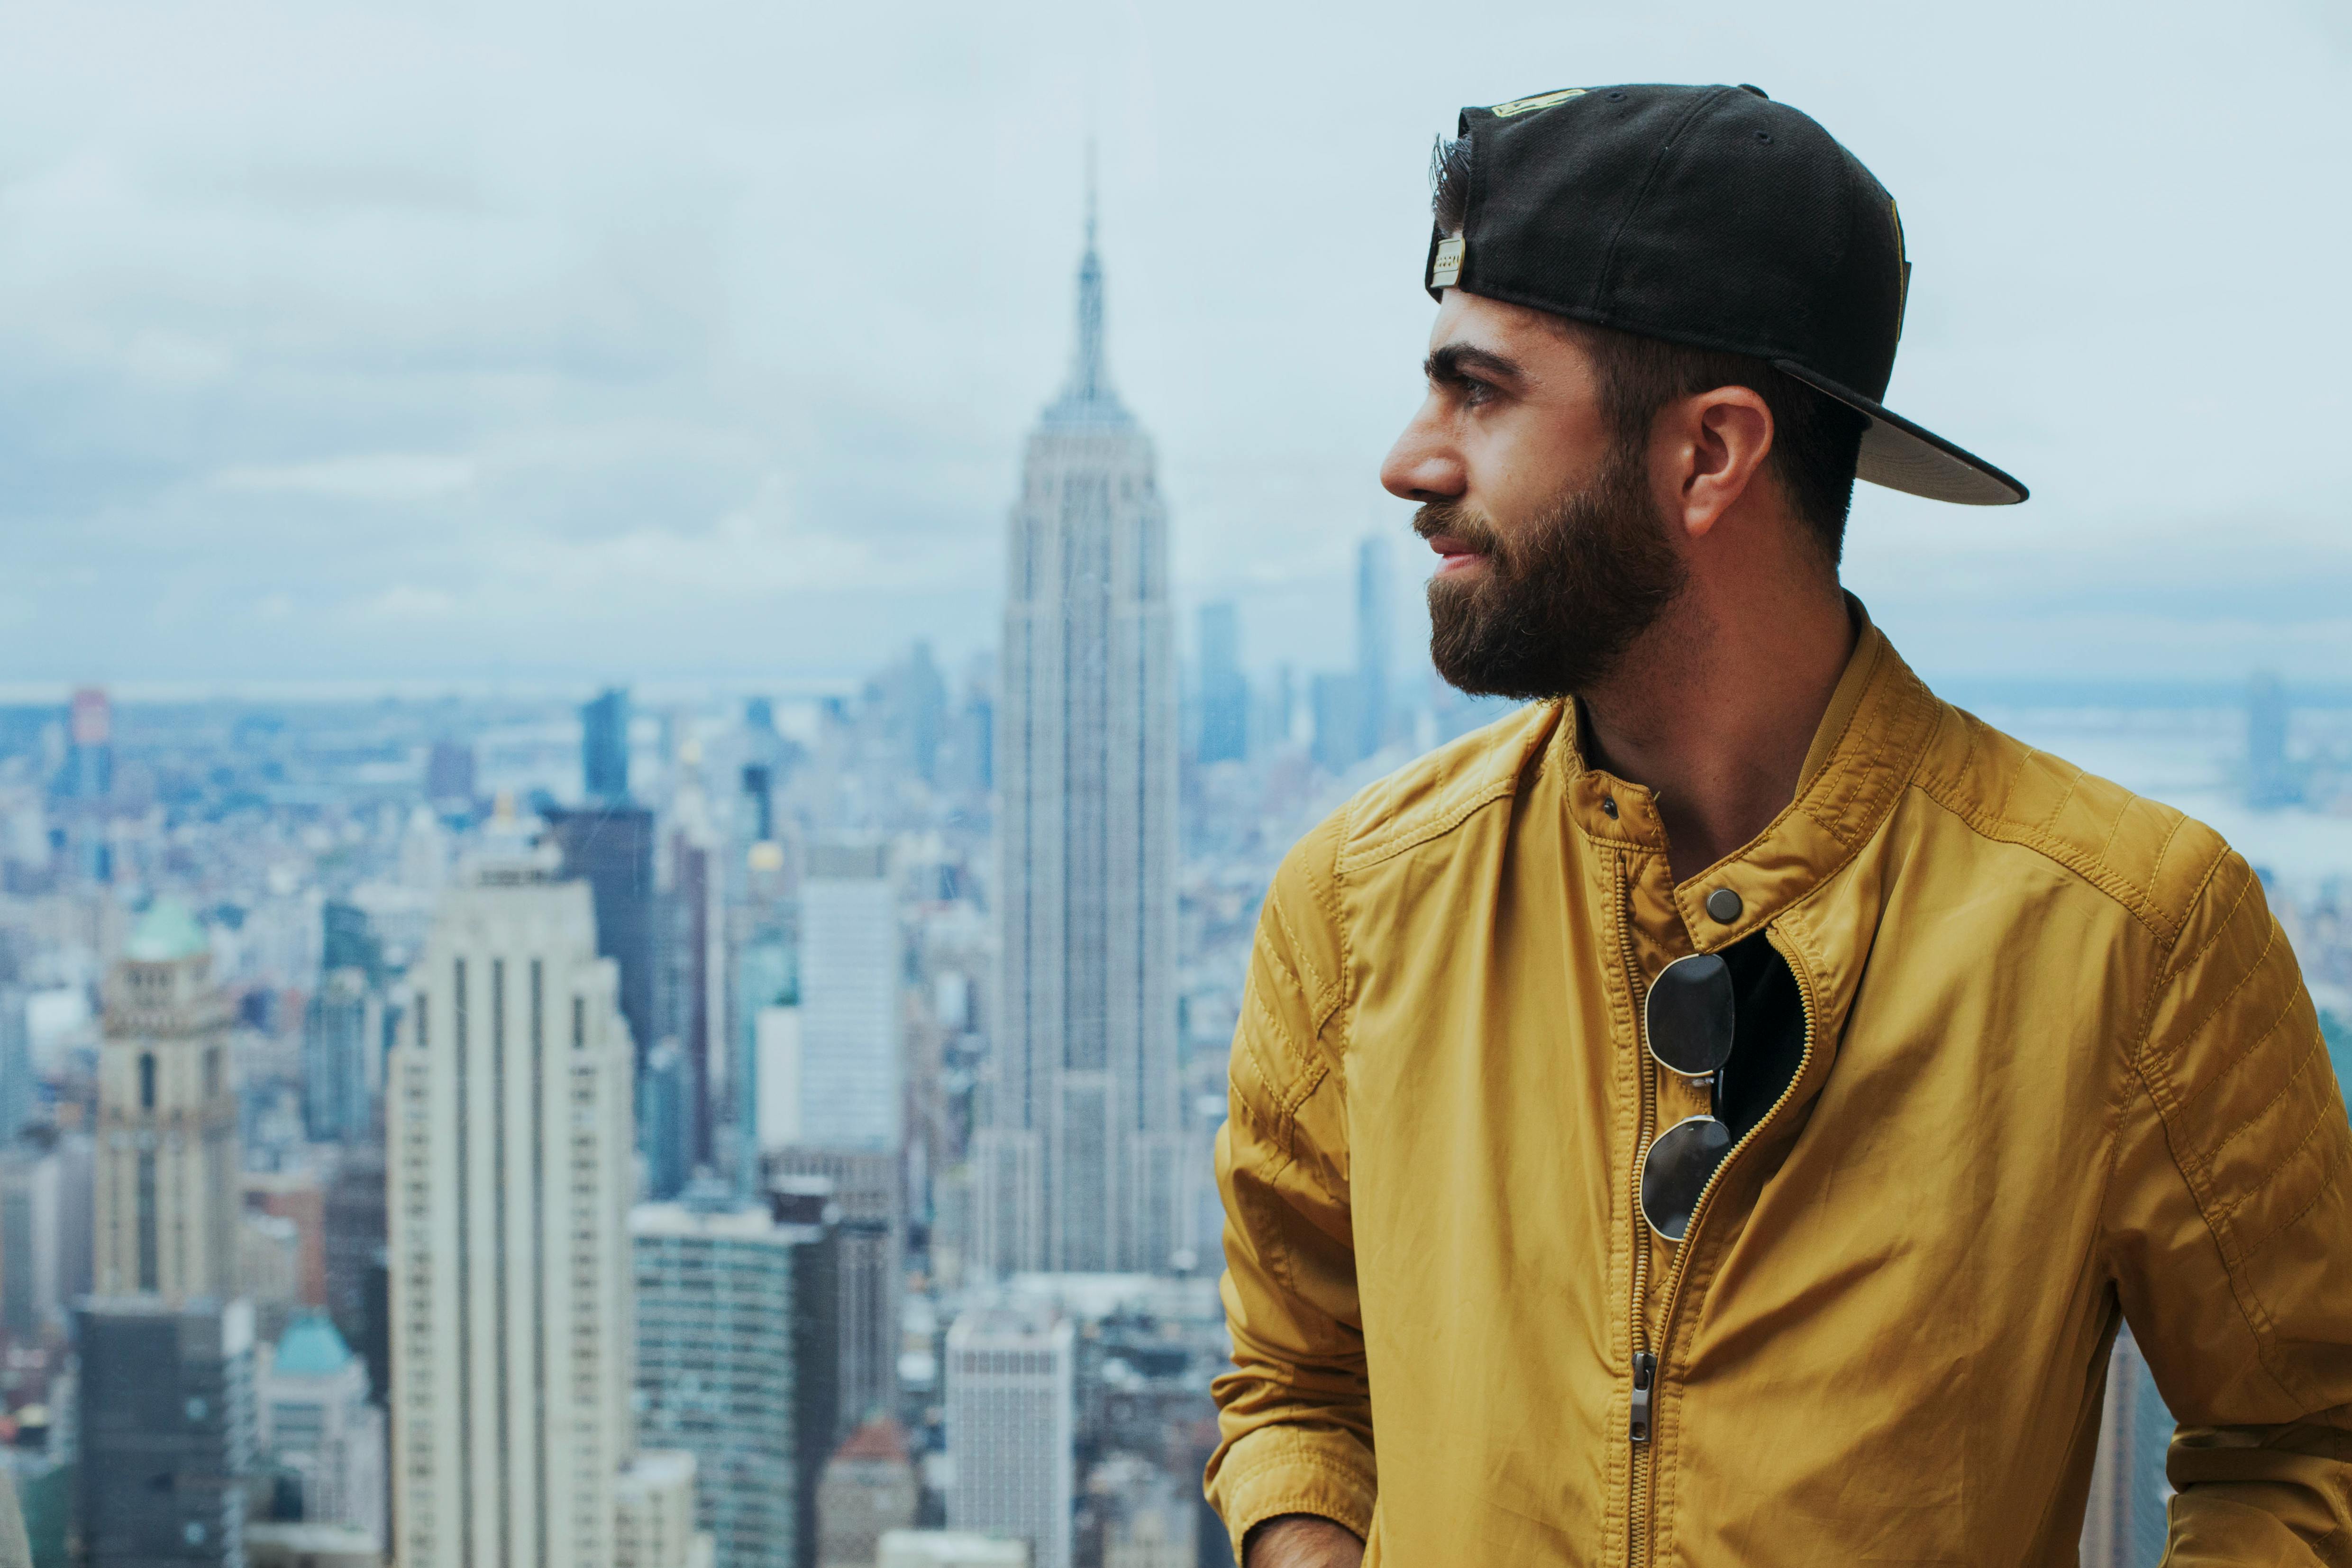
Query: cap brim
1771 360 2028 506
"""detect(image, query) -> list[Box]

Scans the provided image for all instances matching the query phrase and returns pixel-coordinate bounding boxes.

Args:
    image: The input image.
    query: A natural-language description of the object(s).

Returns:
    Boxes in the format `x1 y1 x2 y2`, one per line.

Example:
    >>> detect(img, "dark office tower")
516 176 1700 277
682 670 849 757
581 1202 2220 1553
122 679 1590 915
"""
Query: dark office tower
1356 535 1391 761
770 1149 899 1433
1195 602 1249 765
660 832 715 1163
979 177 1184 1276
639 1041 693 1202
741 765 775 843
542 803 658 1068
323 1141 387 1385
768 1177 844 1563
302 968 378 1144
582 686 633 805
75 1295 256 1568
423 738 476 809
320 901 383 984
2247 671 2297 808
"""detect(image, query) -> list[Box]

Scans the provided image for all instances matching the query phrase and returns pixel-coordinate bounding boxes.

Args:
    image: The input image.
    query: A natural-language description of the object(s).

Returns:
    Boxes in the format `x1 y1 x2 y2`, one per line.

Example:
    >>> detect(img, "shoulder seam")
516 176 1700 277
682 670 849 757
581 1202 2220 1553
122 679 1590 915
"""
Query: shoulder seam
1905 779 2185 946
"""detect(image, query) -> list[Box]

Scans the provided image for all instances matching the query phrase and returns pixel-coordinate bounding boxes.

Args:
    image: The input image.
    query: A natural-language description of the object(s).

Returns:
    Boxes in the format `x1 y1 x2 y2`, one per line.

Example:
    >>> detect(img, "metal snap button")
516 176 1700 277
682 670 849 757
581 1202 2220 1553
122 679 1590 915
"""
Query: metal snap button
1601 796 1619 819
1705 887 1743 923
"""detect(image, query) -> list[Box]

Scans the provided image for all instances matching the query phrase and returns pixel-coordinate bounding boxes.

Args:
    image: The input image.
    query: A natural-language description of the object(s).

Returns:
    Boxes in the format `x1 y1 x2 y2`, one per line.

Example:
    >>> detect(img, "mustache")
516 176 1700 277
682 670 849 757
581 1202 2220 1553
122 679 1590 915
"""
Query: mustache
1411 501 1502 555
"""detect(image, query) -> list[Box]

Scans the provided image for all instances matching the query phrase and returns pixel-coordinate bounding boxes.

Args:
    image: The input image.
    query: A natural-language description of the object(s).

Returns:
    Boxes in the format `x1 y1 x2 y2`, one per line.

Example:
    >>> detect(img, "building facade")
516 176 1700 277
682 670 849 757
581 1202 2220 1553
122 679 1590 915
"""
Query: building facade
945 1309 1074 1568
257 1312 386 1549
769 1149 899 1435
632 1199 835 1568
75 1295 256 1568
387 863 640 1568
815 1418 918 1568
303 966 380 1144
798 843 901 1153
978 197 1183 1276
95 900 241 1302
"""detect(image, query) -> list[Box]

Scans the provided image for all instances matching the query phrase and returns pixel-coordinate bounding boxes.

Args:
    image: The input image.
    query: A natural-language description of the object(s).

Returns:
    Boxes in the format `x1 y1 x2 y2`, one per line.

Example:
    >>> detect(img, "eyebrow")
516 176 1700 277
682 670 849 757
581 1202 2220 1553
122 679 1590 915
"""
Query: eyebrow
1424 341 1525 389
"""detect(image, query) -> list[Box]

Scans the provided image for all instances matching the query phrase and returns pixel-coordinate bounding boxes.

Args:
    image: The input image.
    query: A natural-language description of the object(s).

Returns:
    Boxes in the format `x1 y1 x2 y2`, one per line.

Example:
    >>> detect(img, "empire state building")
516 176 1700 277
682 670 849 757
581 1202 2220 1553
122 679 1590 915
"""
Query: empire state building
977 193 1183 1275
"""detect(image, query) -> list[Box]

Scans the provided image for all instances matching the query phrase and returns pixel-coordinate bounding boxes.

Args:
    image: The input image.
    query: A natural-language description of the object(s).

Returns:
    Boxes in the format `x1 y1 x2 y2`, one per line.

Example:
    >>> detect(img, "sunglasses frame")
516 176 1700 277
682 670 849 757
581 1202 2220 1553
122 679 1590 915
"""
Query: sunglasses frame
1640 951 1739 1241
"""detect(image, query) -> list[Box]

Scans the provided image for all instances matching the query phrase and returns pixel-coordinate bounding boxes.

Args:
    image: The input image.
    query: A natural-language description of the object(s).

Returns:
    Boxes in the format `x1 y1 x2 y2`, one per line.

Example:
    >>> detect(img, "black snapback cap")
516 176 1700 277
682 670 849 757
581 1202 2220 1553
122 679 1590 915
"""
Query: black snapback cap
1427 83 2025 506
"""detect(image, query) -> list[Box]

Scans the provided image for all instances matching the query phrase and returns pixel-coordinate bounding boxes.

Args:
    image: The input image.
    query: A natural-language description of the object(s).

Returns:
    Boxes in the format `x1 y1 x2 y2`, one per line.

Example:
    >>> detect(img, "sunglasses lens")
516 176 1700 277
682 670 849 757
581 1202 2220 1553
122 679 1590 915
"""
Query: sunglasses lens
1641 1116 1734 1241
1646 952 1735 1075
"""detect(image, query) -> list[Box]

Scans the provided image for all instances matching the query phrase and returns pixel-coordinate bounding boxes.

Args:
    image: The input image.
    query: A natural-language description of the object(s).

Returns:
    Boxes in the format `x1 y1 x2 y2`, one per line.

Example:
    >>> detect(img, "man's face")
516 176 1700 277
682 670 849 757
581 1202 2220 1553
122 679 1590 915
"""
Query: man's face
1379 289 1687 700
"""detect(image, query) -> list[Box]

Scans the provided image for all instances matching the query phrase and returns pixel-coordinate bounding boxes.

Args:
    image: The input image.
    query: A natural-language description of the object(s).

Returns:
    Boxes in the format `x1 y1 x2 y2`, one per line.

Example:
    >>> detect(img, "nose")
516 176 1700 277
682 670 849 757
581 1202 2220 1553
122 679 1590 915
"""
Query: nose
1381 398 1465 504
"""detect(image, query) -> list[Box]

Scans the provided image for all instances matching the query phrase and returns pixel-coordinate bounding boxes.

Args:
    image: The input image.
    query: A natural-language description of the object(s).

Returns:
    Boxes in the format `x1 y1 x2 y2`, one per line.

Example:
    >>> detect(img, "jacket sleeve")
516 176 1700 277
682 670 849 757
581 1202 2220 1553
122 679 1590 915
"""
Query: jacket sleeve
1203 813 1376 1560
2104 847 2352 1566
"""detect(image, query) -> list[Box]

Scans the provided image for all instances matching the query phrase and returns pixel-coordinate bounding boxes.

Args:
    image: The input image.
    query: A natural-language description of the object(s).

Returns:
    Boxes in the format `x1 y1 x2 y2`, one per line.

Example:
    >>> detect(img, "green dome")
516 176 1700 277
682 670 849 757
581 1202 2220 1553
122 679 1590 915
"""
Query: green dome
273 1312 355 1377
125 899 208 962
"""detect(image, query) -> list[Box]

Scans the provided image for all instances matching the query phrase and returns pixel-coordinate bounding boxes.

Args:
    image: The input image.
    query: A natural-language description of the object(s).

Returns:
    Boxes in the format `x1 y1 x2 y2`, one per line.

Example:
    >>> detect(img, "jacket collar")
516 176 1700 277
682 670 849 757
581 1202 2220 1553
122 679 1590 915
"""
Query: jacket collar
1553 601 1943 951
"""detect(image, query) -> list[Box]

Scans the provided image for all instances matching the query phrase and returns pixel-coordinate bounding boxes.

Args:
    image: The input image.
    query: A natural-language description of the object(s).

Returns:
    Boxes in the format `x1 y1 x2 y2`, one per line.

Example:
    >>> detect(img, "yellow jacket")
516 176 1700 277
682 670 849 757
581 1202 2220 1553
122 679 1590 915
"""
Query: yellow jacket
1207 622 2352 1565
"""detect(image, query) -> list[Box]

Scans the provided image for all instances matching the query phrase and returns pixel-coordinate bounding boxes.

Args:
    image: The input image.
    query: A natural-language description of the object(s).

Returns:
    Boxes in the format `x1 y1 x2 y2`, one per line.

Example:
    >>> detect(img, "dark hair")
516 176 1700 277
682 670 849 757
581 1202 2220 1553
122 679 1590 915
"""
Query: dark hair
1430 136 1865 565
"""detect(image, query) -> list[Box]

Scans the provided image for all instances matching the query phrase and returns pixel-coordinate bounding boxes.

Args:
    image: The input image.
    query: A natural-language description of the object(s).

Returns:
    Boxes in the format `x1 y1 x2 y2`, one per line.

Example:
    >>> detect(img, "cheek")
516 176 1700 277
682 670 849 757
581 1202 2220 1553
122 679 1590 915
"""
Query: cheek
1469 410 1606 523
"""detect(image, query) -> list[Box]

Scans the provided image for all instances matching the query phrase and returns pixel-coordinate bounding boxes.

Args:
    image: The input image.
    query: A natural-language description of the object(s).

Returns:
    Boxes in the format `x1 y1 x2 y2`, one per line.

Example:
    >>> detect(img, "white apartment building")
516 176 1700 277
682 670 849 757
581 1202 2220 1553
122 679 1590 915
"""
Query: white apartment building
944 1309 1074 1568
389 859 690 1568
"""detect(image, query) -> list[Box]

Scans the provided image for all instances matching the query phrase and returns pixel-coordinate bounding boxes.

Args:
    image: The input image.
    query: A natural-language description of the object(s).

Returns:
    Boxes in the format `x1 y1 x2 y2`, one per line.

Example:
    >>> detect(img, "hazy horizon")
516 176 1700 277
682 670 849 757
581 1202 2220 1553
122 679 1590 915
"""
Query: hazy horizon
4 0 2347 691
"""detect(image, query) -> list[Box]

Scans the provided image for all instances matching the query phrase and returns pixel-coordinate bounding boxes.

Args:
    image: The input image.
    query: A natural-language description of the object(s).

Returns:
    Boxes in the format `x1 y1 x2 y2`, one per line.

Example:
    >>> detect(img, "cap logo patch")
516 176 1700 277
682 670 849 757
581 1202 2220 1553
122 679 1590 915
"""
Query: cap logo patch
1430 237 1466 288
1489 87 1585 118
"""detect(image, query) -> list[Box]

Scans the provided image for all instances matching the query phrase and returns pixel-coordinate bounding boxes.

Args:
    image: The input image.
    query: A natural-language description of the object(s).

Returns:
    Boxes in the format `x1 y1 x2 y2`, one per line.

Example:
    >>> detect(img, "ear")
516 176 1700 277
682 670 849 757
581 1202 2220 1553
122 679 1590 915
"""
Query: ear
1657 386 1773 543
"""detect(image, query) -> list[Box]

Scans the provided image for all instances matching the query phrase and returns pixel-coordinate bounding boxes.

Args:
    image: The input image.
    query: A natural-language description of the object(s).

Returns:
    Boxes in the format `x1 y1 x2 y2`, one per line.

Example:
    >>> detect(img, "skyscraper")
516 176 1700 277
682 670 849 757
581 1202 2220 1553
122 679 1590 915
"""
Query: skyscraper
75 1295 256 1568
979 182 1183 1276
1194 603 1248 766
944 1307 1075 1568
632 1197 839 1568
0 985 33 1145
303 967 380 1144
387 860 649 1568
2080 1323 2174 1568
96 899 240 1302
1355 535 1392 761
769 1151 900 1435
0 1146 61 1336
2247 671 2297 808
800 843 901 1153
583 687 633 805
543 802 658 1071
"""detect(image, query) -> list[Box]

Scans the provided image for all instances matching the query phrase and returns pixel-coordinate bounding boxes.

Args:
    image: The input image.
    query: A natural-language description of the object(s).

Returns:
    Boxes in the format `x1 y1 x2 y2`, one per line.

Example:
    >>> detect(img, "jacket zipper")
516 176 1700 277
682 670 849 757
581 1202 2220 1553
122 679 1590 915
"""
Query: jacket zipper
1617 853 1657 1568
1627 926 1821 1568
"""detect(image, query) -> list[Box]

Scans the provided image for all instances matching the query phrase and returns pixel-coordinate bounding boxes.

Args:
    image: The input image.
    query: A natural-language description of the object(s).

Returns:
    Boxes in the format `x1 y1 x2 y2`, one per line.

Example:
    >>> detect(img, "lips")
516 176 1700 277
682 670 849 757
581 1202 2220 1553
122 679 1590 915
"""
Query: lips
1426 534 1487 574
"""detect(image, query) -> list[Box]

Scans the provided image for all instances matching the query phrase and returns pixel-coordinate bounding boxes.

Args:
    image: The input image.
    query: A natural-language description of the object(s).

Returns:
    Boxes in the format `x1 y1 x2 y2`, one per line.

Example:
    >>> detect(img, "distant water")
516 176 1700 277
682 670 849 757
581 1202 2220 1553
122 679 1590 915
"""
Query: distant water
1976 706 2352 892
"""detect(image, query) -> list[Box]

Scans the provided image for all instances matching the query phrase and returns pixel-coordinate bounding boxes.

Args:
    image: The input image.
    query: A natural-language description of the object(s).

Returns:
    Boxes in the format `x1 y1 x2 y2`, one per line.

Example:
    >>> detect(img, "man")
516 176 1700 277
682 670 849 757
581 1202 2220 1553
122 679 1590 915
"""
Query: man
1205 83 2352 1566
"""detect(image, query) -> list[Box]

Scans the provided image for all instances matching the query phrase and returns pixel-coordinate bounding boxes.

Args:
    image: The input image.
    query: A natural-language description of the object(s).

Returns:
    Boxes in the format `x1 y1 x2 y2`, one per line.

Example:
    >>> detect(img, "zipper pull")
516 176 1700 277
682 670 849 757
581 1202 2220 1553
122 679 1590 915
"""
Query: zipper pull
1630 1351 1656 1444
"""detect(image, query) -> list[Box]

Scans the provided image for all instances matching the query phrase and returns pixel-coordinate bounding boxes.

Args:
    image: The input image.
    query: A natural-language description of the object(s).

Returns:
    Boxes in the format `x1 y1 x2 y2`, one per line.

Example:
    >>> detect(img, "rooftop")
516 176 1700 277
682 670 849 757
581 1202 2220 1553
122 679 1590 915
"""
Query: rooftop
272 1311 356 1377
124 898 207 962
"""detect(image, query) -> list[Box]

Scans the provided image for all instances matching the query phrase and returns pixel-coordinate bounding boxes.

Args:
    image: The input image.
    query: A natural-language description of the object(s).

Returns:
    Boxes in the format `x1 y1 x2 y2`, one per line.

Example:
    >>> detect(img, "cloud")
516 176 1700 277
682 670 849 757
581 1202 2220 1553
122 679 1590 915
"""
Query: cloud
213 454 478 501
0 0 2343 687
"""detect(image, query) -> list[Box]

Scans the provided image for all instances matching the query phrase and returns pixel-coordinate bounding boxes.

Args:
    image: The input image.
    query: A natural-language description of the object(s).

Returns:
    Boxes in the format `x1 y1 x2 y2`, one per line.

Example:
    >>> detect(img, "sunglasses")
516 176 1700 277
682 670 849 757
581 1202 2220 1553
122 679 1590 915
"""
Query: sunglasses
1640 950 1743 1242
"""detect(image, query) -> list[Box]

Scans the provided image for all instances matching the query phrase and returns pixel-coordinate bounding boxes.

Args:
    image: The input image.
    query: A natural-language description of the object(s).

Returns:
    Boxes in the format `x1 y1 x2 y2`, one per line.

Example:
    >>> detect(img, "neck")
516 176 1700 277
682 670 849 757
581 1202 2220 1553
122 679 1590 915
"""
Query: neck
1580 570 1855 887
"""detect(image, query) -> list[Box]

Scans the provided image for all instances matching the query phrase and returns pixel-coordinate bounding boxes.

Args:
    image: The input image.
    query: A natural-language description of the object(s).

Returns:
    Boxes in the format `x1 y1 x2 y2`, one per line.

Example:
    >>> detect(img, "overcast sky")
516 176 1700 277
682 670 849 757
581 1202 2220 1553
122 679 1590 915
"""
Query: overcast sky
1 0 2347 694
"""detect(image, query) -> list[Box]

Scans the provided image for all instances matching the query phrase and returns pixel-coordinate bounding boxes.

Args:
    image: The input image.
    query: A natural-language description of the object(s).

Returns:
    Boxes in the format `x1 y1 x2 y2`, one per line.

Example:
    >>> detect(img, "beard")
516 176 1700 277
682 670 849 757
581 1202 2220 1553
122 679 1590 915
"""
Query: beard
1420 442 1688 701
